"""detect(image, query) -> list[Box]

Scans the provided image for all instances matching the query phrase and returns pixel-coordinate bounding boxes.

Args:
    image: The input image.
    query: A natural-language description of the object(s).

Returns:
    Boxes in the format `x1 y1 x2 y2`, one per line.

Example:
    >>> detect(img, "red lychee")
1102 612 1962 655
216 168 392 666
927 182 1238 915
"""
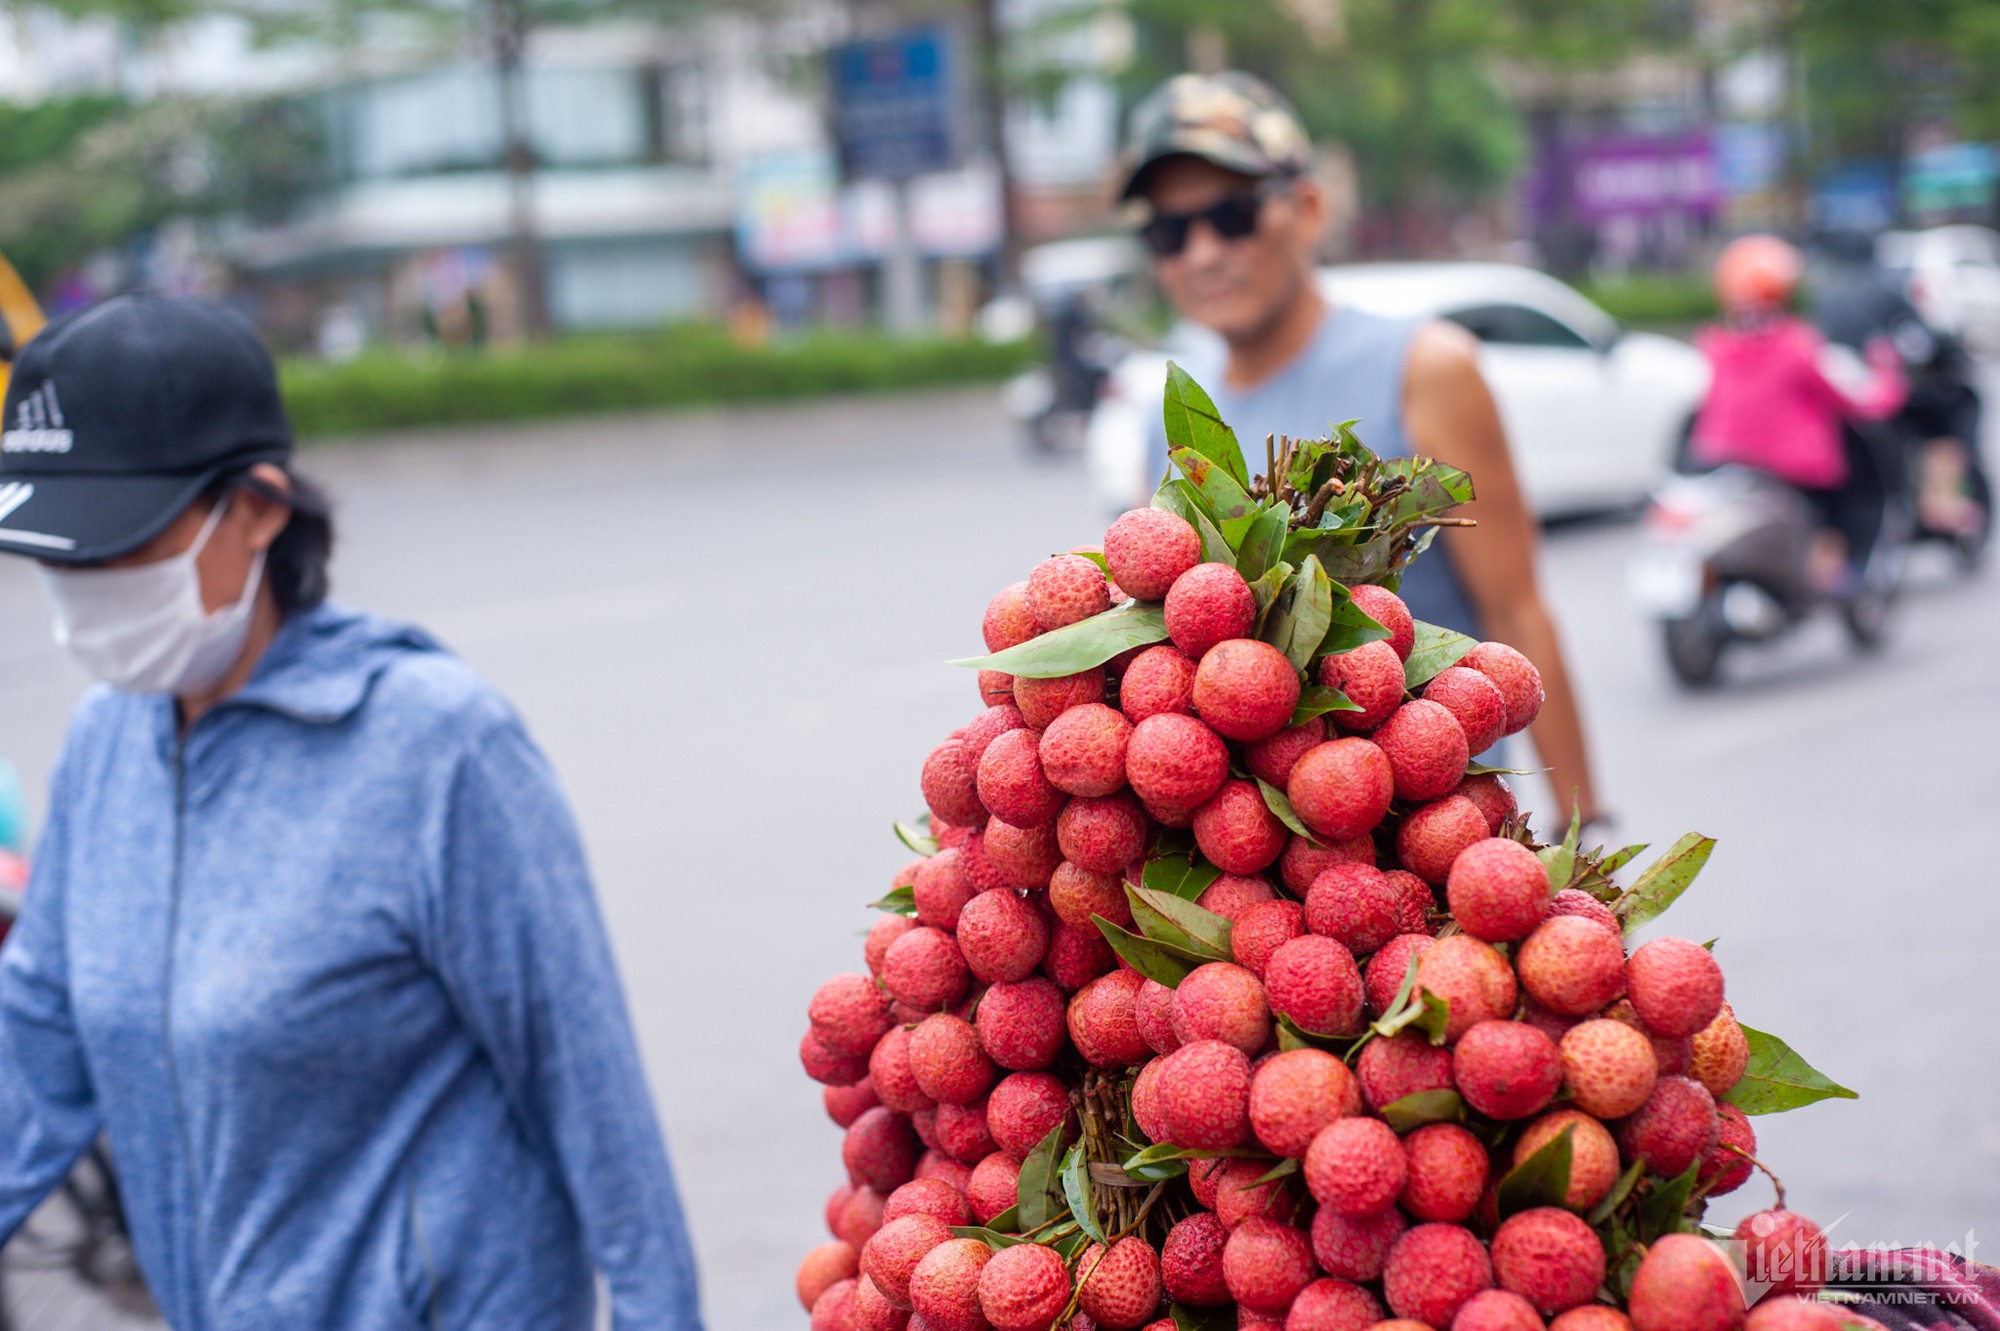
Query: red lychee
978 1241 1072 1331
1559 1019 1658 1120
1246 717 1327 787
804 1027 875 1088
1550 1307 1636 1331
935 1097 995 1164
1213 1155 1302 1229
963 704 1030 767
1232 899 1307 979
1689 1002 1750 1099
1077 1236 1165 1329
965 1153 1019 1225
1193 779 1289 875
1040 703 1133 797
1134 978 1180 1056
923 737 988 829
1364 933 1436 1018
984 582 1040 652
1383 1222 1495 1327
977 727 1065 829
1155 1039 1254 1150
1400 1123 1490 1223
883 926 971 1012
1171 962 1272 1055
978 670 1014 708
959 830 1012 894
1603 999 1695 1077
1454 1289 1548 1331
909 1237 995 1331
1492 1207 1605 1316
985 1071 1071 1160
1222 1218 1316 1317
1423 665 1508 755
974 977 1067 1071
1305 863 1403 957
1130 1056 1170 1143
1461 642 1544 735
851 1273 908 1330
1355 1029 1456 1113
1416 935 1520 1042
1382 870 1436 935
1027 554 1111 630
1514 1109 1622 1212
883 1178 970 1227
1287 738 1396 839
955 891 1048 985
826 1078 882 1128
1105 508 1203 600
1196 872 1278 921
915 1150 973 1195
1626 1234 1742 1331
1043 922 1115 992
870 1027 934 1115
864 1214 955 1308
1161 1211 1232 1307
867 913 919 978
1068 969 1152 1068
1396 793 1491 885
1057 792 1149 874
1310 1204 1406 1283
1744 1298 1850 1331
1287 1277 1384 1330
1319 639 1406 733
1249 1047 1361 1158
1118 645 1198 723
1305 1115 1406 1217
800 1241 862 1312
1193 638 1303 742
1454 773 1520 835
1280 831 1376 894
1049 861 1133 931
832 1183 885 1246
1738 1209 1828 1299
1625 937 1725 1039
1264 934 1365 1037
1014 667 1107 729
1516 916 1627 1017
1700 1103 1757 1197
810 1277 858 1331
1453 1020 1562 1121
1614 1075 1719 1178
1373 700 1471 802
909 1013 997 1107
1165 562 1257 659
1350 585 1415 659
1546 888 1618 935
1125 712 1230 810
915 850 978 931
981 818 1063 891
1446 838 1553 943
845 1106 922 1195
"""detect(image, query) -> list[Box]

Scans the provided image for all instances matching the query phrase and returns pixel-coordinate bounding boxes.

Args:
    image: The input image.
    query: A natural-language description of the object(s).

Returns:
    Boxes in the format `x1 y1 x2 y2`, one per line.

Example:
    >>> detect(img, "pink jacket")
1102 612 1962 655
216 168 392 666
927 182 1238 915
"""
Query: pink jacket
1691 317 1906 489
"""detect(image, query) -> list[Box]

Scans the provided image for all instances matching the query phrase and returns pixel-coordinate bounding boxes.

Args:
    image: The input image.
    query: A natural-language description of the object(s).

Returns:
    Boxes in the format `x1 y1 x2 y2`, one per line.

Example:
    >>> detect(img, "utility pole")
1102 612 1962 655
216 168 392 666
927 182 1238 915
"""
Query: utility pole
493 0 551 340
970 0 1024 294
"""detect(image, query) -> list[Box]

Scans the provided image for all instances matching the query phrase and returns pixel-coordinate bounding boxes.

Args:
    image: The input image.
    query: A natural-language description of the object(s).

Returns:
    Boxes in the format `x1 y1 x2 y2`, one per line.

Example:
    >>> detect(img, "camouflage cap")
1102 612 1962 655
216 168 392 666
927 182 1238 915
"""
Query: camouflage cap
1117 71 1313 201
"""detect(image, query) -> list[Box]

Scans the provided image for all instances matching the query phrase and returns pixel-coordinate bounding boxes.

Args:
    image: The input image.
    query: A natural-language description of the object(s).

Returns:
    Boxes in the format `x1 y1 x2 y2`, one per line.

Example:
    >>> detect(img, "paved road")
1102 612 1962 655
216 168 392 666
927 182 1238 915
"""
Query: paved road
0 387 1995 1328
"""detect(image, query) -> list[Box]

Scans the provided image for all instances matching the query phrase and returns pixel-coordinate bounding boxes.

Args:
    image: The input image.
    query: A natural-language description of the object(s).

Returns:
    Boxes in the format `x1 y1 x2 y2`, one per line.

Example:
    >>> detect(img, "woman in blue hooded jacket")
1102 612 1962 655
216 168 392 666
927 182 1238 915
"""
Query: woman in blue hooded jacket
0 295 704 1329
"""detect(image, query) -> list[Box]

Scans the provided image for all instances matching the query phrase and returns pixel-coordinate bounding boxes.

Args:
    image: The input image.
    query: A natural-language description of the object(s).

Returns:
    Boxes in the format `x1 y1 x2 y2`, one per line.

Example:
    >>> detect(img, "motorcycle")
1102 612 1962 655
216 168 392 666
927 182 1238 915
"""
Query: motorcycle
1628 423 1915 688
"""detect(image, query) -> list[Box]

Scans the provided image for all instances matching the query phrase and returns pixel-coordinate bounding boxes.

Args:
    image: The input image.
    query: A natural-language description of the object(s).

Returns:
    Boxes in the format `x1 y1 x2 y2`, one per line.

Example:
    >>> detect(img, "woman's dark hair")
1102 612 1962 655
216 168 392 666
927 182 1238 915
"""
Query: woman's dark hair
209 465 335 617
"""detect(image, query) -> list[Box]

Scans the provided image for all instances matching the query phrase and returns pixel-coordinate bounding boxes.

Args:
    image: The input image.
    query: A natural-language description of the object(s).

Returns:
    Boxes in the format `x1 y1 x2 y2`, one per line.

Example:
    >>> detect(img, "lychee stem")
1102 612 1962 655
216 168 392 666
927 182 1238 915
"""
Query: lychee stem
1703 1144 1787 1211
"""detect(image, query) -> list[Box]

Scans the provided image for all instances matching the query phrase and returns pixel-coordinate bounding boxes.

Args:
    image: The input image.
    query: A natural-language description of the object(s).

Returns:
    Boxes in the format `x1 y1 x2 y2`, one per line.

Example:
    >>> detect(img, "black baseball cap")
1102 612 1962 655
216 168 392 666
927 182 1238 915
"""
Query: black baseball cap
0 294 292 565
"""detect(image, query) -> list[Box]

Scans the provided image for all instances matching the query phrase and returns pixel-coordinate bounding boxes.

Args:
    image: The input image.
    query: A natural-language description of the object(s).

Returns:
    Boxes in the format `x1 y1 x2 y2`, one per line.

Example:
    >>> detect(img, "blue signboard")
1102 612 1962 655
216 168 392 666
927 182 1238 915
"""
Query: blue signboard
828 26 962 182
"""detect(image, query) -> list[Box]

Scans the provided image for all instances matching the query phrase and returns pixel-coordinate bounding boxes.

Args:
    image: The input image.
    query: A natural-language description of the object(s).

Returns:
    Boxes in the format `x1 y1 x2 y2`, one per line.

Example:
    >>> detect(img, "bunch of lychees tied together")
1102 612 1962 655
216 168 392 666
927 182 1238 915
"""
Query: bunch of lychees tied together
797 370 1857 1331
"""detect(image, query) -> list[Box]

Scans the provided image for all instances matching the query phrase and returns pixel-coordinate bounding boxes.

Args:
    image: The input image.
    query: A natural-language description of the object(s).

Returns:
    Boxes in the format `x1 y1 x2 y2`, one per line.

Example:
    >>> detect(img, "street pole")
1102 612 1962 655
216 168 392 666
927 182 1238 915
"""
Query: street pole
493 0 551 341
884 178 926 335
970 0 1023 295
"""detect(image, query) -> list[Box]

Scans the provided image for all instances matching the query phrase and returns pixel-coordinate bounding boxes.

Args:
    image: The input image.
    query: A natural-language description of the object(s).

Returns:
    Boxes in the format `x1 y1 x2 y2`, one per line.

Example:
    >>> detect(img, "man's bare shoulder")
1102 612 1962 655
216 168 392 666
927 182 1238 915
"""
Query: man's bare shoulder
1404 318 1484 395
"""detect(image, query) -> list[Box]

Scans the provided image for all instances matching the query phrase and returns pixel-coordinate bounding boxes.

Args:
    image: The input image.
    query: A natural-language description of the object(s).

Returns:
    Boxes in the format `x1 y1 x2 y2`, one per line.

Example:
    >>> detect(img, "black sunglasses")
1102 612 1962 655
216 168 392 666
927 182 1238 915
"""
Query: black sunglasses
1139 178 1293 258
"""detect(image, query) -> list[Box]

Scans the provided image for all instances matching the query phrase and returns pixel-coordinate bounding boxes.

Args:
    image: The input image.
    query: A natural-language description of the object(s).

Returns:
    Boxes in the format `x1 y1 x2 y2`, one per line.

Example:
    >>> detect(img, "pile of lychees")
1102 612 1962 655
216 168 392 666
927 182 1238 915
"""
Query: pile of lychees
796 372 1857 1331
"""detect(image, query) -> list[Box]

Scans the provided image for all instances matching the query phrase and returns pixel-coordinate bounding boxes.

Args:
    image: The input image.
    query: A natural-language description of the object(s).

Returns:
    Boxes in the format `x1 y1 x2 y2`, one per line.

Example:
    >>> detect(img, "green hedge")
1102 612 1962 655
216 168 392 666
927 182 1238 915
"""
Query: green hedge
1577 274 1718 328
280 327 1037 439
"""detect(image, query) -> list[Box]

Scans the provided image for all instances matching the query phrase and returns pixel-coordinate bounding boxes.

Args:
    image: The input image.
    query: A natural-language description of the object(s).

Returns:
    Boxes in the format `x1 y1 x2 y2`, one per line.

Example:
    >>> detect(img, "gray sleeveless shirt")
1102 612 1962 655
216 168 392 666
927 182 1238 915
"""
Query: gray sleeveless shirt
1145 303 1483 638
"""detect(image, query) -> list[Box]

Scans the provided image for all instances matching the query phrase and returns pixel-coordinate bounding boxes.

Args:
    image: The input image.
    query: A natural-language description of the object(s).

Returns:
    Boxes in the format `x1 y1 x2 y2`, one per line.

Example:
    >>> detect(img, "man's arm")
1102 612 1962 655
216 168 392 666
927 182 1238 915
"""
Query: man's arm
1400 320 1602 826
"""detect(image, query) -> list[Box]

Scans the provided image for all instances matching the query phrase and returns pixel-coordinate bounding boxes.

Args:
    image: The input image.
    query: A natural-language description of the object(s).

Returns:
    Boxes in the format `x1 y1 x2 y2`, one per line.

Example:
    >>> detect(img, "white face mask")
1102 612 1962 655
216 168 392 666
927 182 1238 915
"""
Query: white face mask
35 498 267 696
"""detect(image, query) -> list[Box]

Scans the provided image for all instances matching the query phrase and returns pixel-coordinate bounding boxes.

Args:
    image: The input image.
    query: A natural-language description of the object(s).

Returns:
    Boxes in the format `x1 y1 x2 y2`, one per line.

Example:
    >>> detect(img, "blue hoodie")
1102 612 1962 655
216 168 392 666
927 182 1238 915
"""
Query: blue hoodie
0 603 704 1330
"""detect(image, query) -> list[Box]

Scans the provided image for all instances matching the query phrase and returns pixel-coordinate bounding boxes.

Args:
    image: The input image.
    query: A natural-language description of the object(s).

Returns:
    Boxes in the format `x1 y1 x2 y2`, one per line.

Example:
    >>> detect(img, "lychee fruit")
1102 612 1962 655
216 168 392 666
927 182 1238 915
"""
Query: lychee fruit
1319 639 1406 733
1171 962 1273 1055
845 1106 922 1195
1027 554 1111 630
1077 1236 1165 1329
1057 792 1149 874
984 582 1041 652
1516 916 1627 1017
1454 773 1519 834
1738 1209 1828 1298
1446 838 1552 943
1118 645 1198 723
914 851 978 930
1160 1212 1232 1307
1453 1289 1548 1331
1423 665 1508 755
864 1213 956 1308
1305 863 1404 956
1287 738 1396 840
1130 1056 1170 1143
1125 712 1230 810
1067 969 1152 1068
1193 779 1289 875
956 891 1050 985
1355 1029 1456 1113
1614 1075 1719 1178
1263 934 1365 1037
1165 562 1256 658
985 1071 1071 1160
1105 508 1203 600
1155 1039 1254 1149
963 704 1030 767
1014 667 1107 729
1461 642 1544 735
1397 1122 1489 1224
1281 830 1376 894
982 818 1063 890
1249 1047 1361 1158
1246 717 1326 787
915 1150 973 1195
1689 1003 1750 1099
803 1027 875 1088
1602 999 1695 1077
979 668 1017 706
1626 1233 1742 1331
1625 938 1726 1039
1134 978 1180 1056
1491 1207 1605 1316
1310 1204 1406 1283
833 1183 886 1246
826 1078 882 1128
977 728 1065 829
1350 585 1416 659
974 977 1067 1071
910 1237 995 1331
1744 1298 1850 1331
923 737 988 829
1287 1277 1384 1330
883 1177 970 1227
1305 1115 1406 1217
1700 1103 1757 1198
1557 1019 1657 1120
959 829 1013 894
1040 703 1133 797
1043 922 1115 992
870 1027 934 1115
1364 933 1436 1018
1453 1020 1562 1120
1193 638 1303 742
977 1240 1072 1331
965 1154 1019 1228
1196 872 1278 921
1213 1155 1302 1229
1382 869 1436 935
1049 861 1133 931
1373 700 1471 802
910 1013 997 1106
1383 1223 1495 1327
867 912 919 978
884 926 972 1013
850 1273 907 1330
1550 1310 1635 1331
1546 888 1618 934
1513 1109 1620 1212
1222 1218 1316 1316
800 1241 862 1312
809 1277 858 1331
1415 935 1520 1043
1396 794 1491 885
1232 899 1307 979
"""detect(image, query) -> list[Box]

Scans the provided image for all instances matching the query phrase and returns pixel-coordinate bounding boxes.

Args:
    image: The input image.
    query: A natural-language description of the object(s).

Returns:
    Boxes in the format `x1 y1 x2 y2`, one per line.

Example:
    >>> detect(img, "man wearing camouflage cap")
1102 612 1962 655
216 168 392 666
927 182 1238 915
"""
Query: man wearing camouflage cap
1124 71 1602 829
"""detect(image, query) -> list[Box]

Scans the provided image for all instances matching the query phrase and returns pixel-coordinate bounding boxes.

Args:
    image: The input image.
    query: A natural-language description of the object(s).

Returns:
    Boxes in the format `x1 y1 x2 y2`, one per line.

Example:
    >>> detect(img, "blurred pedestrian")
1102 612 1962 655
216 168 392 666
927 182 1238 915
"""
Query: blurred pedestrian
1125 71 1601 826
0 295 704 1330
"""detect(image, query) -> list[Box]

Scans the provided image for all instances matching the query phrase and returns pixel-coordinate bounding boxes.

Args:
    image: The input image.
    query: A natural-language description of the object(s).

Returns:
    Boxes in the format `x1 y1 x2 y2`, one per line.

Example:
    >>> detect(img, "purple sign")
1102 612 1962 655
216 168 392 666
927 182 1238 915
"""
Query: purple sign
1526 130 1722 227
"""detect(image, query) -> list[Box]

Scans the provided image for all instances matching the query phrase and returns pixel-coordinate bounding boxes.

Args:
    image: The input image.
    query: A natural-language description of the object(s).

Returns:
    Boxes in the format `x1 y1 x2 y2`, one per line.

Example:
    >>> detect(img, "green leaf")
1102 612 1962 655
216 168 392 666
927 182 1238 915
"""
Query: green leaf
1171 1301 1240 1331
1068 549 1110 575
982 1205 1020 1233
1154 478 1235 566
1537 806 1583 891
870 885 918 916
1236 503 1291 585
1379 1089 1467 1133
1119 1142 1193 1181
1162 361 1252 491
952 602 1168 677
1279 555 1336 672
1496 1123 1574 1219
1248 560 1297 632
1289 684 1361 727
1129 885 1236 959
1142 855 1222 903
1413 991 1451 1045
949 1225 1026 1248
894 820 940 857
1587 1156 1649 1226
1614 833 1717 934
1092 916 1200 987
1598 843 1650 875
1724 1025 1858 1115
1403 621 1477 690
1368 954 1425 1038
1316 587 1393 658
1016 1123 1070 1231
1062 1144 1107 1245
1636 1159 1704 1240
1255 778 1319 845
1171 447 1259 545
1252 1157 1301 1188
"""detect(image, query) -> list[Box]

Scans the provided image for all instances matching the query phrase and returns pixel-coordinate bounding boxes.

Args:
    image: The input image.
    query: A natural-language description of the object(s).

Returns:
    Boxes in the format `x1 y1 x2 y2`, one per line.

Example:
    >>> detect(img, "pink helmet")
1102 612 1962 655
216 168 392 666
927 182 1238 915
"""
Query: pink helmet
1714 234 1803 312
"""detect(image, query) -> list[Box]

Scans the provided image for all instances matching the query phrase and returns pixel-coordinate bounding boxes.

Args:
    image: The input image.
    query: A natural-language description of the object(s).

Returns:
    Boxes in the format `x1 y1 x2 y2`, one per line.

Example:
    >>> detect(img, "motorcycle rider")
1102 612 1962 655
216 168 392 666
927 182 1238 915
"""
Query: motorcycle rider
1691 235 1908 595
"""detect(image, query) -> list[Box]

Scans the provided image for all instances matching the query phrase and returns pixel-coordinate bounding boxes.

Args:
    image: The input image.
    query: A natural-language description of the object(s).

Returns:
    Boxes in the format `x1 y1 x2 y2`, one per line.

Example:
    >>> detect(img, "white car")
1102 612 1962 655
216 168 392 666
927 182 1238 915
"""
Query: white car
1877 225 2000 356
1085 262 1711 519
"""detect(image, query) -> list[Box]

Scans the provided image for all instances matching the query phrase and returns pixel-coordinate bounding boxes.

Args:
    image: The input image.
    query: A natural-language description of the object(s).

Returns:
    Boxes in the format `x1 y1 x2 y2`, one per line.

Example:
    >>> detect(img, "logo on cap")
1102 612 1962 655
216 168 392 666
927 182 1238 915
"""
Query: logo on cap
2 383 74 455
0 482 32 523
